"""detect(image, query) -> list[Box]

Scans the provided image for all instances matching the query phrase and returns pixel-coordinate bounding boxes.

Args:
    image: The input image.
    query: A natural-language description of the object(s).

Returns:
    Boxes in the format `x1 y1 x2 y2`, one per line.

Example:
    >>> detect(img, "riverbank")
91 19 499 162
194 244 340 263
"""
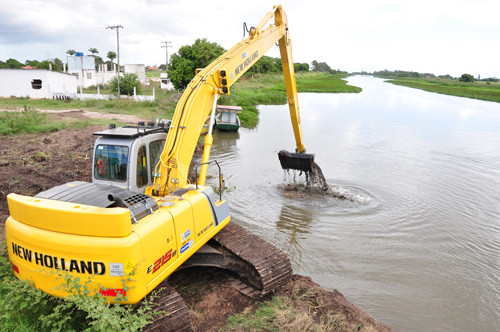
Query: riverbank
0 122 390 331
383 77 500 103
0 72 361 130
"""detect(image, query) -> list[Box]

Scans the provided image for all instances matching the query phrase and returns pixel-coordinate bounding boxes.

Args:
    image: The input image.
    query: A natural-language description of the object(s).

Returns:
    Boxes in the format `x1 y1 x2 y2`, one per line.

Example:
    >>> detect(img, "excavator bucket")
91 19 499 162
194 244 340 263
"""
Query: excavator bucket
278 150 315 172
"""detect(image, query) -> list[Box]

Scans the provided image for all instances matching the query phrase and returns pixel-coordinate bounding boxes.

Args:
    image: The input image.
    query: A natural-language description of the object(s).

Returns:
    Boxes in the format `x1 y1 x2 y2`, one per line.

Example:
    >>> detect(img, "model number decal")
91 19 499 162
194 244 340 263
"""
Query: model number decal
147 249 176 274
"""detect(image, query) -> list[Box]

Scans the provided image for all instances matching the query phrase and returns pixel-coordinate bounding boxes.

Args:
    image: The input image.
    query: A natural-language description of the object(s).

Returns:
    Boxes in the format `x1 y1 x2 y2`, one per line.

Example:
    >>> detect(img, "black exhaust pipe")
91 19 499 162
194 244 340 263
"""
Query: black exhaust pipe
278 150 315 172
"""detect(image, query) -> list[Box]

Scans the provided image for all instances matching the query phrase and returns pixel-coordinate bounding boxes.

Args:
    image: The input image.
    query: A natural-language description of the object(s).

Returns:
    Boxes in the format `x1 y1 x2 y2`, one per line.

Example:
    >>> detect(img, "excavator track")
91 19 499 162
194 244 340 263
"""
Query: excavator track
145 221 292 331
213 222 293 297
200 221 293 298
143 282 191 332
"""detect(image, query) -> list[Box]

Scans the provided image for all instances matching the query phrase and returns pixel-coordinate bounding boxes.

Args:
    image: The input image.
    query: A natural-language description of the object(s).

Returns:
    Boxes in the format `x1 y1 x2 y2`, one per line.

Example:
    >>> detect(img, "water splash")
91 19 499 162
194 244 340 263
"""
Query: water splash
281 162 371 204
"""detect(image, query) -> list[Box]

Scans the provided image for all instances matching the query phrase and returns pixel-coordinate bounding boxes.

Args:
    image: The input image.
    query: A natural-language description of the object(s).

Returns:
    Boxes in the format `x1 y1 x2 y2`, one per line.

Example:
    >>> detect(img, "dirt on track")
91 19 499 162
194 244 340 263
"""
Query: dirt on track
0 123 391 331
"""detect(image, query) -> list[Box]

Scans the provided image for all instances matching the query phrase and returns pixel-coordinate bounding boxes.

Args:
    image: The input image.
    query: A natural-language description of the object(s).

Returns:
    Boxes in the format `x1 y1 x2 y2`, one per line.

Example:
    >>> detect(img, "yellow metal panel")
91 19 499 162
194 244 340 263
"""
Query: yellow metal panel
7 193 132 237
6 216 146 304
132 208 177 284
185 190 217 243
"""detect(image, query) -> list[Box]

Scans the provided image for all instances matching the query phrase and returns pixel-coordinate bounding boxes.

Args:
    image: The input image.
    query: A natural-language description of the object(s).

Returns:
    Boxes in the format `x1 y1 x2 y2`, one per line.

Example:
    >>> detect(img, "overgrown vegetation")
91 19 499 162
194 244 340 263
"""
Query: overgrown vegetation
384 77 500 103
222 285 355 331
0 107 65 135
110 73 142 96
0 243 156 331
220 72 361 127
168 38 226 90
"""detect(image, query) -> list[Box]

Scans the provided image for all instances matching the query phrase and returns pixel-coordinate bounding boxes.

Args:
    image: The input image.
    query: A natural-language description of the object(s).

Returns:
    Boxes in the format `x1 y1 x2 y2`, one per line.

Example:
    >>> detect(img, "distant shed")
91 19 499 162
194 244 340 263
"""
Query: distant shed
0 69 77 99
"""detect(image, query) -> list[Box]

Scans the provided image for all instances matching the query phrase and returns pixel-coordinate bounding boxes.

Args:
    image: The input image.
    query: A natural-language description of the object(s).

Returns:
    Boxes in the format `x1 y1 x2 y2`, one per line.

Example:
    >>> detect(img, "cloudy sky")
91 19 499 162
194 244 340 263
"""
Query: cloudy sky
1 0 499 78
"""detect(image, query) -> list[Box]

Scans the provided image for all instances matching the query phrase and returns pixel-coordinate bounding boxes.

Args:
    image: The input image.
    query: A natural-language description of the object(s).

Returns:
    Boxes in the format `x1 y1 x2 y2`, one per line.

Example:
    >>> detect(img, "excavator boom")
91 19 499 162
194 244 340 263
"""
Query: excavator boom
151 5 313 196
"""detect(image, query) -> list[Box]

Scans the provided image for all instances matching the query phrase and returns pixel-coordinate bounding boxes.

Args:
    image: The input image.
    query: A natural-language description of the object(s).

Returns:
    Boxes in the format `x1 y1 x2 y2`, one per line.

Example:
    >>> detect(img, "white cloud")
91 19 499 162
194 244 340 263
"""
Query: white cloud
0 0 499 77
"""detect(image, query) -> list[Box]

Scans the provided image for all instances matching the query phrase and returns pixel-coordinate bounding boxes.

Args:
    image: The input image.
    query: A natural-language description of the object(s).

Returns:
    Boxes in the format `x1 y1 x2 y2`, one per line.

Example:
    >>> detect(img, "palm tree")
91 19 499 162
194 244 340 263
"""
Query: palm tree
66 49 76 56
88 47 99 56
106 51 117 71
107 51 116 62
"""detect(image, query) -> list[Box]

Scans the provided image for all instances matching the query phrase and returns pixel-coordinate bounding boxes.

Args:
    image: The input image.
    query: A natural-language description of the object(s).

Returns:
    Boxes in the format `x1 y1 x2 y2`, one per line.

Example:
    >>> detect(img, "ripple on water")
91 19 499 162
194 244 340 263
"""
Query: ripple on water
277 179 380 217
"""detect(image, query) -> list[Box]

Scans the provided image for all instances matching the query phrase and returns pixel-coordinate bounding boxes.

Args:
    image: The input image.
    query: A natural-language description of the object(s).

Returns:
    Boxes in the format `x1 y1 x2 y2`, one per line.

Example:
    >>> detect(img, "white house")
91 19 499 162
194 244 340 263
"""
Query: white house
124 64 146 84
0 69 77 99
160 72 173 90
67 55 117 88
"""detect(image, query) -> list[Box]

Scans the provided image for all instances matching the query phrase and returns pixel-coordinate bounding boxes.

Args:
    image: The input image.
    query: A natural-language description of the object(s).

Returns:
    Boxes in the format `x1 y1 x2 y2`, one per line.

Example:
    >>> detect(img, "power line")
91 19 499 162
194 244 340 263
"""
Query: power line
161 41 172 71
106 24 124 98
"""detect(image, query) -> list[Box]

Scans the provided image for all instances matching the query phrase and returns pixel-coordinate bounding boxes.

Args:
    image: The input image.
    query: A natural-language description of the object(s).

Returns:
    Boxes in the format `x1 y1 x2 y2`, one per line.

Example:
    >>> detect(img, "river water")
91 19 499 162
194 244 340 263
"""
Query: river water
208 76 500 331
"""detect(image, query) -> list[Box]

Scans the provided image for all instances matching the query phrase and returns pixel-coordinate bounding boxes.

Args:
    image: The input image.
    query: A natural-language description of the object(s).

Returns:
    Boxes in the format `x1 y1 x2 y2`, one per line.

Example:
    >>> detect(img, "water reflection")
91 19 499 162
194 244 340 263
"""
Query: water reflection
213 131 239 153
276 204 313 265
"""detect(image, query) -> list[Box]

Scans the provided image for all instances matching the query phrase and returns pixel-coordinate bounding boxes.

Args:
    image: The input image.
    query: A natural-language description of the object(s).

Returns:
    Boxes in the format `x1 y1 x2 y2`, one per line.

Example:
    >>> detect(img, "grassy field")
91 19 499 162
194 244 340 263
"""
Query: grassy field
384 77 500 103
219 72 361 127
0 72 360 133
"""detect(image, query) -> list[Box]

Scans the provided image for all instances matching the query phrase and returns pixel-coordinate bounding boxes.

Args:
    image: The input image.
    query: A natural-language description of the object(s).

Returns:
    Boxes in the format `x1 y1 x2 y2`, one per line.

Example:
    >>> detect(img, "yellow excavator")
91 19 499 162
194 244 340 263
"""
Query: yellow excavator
6 5 315 330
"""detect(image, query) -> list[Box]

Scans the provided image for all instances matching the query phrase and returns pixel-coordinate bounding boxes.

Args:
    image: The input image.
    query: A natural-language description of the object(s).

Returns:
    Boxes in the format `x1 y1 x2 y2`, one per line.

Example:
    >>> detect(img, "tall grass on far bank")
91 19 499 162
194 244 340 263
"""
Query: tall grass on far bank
220 72 362 127
385 77 500 103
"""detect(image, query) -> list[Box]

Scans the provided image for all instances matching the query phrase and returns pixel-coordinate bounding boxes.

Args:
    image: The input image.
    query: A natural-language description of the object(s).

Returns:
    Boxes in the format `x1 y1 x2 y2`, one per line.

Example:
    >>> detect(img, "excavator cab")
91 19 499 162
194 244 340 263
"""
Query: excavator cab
92 122 170 194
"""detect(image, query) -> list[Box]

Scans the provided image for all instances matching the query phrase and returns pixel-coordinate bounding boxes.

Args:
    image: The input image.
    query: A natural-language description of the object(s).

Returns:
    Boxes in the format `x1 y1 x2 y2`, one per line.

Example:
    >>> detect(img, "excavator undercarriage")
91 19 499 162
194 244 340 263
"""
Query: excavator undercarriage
145 222 293 331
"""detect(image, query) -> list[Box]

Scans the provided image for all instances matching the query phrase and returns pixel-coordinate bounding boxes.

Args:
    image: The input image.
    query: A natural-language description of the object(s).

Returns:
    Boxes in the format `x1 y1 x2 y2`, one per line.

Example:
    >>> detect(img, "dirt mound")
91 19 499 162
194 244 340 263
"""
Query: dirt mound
0 126 100 234
169 268 391 331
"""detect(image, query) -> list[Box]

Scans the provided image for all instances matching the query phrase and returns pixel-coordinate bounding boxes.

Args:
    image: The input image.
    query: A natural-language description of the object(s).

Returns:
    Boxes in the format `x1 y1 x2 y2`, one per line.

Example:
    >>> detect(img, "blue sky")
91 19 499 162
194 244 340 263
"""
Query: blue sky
1 0 498 78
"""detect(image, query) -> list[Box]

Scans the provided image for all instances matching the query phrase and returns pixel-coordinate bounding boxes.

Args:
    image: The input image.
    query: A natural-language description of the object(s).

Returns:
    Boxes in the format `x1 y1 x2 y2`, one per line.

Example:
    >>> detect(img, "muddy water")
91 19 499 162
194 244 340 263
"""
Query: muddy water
208 76 500 332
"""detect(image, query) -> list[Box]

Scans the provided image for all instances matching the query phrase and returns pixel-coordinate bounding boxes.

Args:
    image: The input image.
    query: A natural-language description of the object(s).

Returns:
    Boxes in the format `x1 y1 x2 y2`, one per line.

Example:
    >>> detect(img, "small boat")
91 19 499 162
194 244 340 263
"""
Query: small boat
215 105 241 131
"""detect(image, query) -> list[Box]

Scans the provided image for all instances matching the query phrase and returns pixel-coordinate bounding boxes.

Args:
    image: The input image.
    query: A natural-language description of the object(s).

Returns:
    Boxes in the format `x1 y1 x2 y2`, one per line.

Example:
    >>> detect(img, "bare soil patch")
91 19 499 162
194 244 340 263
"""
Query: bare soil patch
0 125 391 331
0 108 146 124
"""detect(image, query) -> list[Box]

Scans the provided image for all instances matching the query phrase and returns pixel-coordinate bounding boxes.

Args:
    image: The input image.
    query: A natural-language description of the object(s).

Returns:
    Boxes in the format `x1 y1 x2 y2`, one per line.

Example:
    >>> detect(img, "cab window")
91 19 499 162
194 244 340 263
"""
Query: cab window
137 145 148 188
94 145 129 182
149 140 165 182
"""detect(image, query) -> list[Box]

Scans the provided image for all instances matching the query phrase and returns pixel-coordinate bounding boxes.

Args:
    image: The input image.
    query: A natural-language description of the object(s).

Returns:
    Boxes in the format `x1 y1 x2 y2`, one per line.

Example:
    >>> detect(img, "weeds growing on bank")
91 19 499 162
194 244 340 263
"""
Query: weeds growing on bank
0 72 360 131
0 107 65 135
385 77 500 103
220 72 361 127
0 106 100 136
0 243 156 331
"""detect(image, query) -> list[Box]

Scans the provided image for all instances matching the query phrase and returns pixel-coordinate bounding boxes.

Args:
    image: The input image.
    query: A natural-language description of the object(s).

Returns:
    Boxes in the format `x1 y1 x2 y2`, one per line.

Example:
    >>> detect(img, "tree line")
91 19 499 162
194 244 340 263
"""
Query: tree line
167 38 342 90
0 48 118 72
373 69 498 82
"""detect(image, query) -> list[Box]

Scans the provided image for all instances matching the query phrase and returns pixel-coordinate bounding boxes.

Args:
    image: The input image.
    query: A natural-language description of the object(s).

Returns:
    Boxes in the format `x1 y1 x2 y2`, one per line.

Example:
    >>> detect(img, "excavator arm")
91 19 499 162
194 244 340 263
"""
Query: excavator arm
150 5 308 196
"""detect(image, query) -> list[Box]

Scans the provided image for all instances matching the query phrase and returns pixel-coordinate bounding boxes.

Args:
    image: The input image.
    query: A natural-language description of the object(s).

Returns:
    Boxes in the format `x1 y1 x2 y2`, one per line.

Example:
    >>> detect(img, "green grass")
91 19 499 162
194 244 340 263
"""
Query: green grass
145 70 163 78
0 72 360 131
220 72 361 127
385 77 500 103
0 107 65 135
0 83 178 122
223 296 289 331
0 106 120 136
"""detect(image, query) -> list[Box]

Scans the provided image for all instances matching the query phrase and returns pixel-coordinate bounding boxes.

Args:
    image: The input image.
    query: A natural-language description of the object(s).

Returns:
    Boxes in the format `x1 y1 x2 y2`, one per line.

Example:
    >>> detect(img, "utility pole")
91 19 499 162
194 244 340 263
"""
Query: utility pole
161 41 172 71
106 24 124 98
